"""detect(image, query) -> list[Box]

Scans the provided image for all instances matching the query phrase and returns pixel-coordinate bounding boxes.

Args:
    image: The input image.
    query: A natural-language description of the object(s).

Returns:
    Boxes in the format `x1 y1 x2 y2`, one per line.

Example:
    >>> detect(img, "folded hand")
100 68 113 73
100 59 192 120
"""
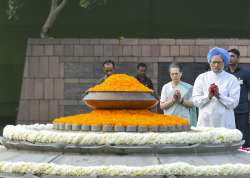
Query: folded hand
209 83 219 98
173 90 181 100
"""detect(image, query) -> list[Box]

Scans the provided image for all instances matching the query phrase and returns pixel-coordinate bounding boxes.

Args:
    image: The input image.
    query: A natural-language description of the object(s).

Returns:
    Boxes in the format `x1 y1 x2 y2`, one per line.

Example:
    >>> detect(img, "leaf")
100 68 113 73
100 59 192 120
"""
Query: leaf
79 0 91 8
6 0 22 21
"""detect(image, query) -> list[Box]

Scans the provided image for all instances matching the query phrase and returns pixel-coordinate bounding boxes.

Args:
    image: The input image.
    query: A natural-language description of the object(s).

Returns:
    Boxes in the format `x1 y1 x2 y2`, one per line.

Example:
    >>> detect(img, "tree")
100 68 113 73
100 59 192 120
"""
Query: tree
7 0 107 38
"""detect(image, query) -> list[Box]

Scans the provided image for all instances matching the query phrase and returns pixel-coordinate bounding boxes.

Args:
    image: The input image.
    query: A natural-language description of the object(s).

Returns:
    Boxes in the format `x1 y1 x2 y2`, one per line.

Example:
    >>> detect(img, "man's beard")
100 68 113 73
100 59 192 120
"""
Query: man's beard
213 69 223 74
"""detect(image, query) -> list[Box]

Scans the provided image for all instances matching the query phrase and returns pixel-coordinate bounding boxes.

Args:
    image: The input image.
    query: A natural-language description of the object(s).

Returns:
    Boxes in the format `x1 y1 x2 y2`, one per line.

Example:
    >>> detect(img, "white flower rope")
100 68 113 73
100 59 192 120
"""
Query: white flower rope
0 161 250 176
3 124 242 145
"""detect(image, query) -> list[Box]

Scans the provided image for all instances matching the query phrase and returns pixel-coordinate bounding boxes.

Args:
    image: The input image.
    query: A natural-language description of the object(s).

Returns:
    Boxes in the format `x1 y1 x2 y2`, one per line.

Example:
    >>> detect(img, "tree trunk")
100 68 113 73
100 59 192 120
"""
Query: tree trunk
41 0 68 38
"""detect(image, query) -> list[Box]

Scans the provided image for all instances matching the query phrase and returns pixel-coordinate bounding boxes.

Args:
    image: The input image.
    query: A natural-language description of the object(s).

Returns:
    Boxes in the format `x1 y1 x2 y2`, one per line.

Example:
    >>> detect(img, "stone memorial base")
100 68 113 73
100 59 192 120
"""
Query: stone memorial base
1 138 243 154
1 124 250 178
0 146 250 178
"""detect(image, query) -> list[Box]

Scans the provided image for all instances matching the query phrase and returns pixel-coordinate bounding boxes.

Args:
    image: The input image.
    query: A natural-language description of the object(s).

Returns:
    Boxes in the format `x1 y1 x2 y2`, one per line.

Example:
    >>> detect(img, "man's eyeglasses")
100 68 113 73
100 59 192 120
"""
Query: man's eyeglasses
211 61 223 65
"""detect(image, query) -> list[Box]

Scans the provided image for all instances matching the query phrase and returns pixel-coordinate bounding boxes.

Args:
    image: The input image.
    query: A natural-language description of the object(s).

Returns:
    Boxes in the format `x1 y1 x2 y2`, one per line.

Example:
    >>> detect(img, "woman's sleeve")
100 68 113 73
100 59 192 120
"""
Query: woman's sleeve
186 86 193 101
160 85 168 102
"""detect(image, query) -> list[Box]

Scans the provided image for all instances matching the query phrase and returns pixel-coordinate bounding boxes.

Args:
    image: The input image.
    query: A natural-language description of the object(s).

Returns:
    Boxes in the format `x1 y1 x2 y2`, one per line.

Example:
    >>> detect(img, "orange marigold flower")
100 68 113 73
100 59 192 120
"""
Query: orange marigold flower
53 109 189 127
88 74 153 92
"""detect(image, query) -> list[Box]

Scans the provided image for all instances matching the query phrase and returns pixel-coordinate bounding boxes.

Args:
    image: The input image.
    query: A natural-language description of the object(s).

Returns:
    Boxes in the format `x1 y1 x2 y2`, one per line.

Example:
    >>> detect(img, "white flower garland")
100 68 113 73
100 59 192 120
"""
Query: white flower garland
3 124 242 145
0 161 250 176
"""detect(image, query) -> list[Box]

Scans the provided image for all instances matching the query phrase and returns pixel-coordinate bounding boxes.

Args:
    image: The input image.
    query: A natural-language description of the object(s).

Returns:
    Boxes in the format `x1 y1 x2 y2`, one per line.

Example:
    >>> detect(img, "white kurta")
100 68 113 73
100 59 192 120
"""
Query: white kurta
192 70 240 129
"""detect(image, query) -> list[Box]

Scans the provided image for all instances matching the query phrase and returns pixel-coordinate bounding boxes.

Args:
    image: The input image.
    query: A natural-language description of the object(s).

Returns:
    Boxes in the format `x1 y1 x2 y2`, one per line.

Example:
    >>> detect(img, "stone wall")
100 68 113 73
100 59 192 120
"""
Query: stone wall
17 38 250 124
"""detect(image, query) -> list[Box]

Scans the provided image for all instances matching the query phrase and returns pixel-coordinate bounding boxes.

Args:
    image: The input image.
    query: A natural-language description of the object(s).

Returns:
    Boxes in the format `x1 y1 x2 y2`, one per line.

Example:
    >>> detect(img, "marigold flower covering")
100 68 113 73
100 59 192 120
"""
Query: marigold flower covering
88 74 153 92
53 74 189 130
53 109 189 126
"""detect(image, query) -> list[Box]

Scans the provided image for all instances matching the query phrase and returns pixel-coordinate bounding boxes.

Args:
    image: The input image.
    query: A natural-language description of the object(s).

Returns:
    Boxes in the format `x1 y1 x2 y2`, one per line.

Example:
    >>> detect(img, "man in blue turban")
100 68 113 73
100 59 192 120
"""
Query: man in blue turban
207 47 230 67
192 47 240 128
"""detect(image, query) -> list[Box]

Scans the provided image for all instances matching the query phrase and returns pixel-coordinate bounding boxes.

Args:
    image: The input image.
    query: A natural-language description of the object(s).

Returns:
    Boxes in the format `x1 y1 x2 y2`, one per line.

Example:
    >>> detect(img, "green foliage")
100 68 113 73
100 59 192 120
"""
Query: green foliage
6 0 22 21
80 0 107 8
79 0 91 8
6 0 108 20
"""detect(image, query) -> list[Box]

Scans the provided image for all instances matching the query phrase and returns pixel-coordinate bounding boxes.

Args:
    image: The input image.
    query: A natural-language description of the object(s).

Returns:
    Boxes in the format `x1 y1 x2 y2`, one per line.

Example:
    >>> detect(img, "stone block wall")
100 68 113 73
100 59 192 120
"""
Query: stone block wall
17 38 250 124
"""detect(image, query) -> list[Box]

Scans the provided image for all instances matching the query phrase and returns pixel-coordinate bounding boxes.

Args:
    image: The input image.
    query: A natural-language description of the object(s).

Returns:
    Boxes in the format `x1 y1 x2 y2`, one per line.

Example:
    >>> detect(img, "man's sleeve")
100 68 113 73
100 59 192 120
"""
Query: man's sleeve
192 75 210 108
218 77 240 110
95 77 105 85
246 69 250 90
149 78 154 90
246 70 250 113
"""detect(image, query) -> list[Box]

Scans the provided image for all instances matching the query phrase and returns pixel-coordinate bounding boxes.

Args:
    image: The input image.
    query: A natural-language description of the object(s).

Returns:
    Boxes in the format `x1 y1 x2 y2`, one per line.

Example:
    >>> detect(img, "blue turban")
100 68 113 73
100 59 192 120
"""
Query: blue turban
207 47 230 66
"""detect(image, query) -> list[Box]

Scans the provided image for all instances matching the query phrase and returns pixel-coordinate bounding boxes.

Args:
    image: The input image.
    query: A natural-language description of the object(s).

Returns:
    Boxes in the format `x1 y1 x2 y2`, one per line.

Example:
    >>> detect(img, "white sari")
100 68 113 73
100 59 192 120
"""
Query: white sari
161 81 197 126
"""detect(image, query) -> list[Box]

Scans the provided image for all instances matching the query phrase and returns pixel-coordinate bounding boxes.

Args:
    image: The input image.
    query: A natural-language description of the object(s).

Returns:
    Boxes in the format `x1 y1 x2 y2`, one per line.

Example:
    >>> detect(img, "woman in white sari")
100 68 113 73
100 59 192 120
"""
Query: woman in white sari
160 63 197 126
